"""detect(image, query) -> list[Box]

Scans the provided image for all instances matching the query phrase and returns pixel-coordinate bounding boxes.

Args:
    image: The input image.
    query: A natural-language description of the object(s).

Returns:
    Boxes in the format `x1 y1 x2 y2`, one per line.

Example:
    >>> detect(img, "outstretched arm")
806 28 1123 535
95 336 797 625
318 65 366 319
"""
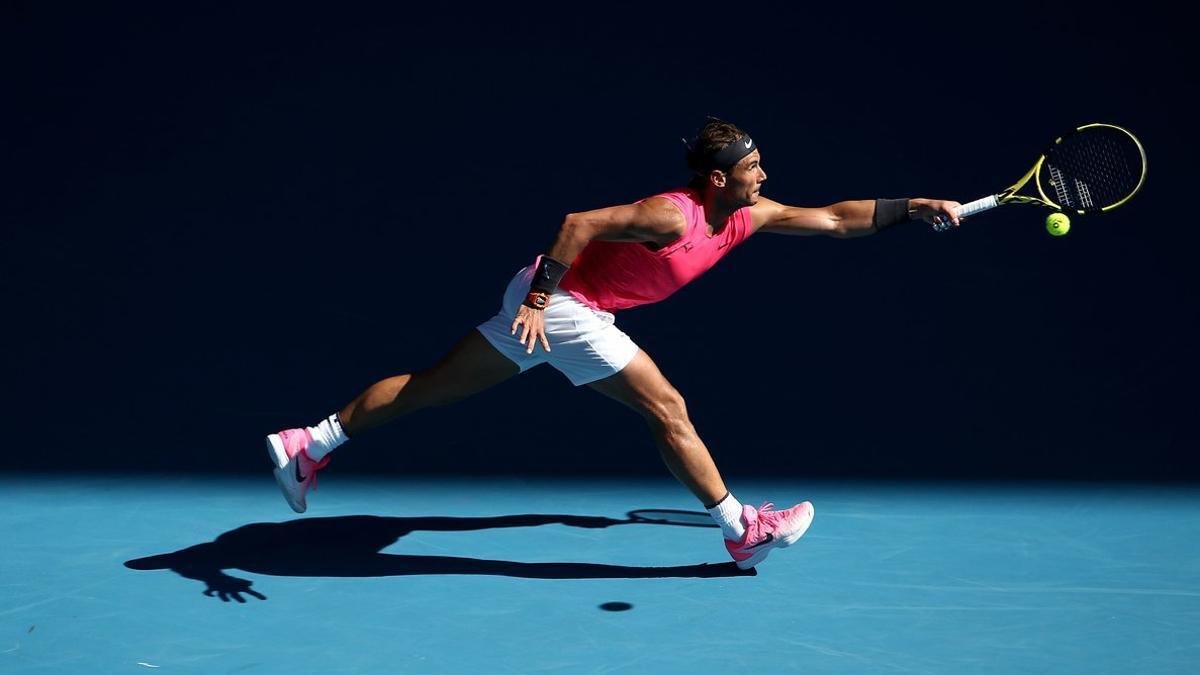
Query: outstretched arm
750 196 963 237
510 197 686 353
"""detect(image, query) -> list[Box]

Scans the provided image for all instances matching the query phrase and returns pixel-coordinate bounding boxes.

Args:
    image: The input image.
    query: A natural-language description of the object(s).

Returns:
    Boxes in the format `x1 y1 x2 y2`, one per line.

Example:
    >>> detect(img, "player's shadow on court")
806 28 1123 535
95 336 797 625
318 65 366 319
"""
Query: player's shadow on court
124 513 753 602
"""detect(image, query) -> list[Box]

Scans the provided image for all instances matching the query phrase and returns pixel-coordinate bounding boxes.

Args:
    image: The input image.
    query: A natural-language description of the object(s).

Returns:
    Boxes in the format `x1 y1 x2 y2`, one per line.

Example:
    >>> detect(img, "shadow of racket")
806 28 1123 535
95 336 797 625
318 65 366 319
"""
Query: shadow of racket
625 509 719 529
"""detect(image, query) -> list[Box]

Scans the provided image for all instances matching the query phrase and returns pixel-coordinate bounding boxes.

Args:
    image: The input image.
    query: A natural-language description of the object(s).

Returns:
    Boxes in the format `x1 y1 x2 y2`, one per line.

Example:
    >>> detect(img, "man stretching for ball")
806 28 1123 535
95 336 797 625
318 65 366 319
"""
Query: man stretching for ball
266 118 962 569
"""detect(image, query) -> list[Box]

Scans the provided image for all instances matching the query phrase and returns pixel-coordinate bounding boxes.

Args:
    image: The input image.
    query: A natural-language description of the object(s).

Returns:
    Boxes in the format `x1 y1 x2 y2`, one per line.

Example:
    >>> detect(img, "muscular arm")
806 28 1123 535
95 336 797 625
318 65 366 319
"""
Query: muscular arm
511 196 688 354
750 196 954 237
545 197 686 263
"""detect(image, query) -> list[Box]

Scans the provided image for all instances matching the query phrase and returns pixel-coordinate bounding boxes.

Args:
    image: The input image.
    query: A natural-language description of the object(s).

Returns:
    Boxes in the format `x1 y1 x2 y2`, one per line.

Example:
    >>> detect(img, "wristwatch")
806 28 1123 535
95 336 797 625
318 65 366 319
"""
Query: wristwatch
524 291 550 310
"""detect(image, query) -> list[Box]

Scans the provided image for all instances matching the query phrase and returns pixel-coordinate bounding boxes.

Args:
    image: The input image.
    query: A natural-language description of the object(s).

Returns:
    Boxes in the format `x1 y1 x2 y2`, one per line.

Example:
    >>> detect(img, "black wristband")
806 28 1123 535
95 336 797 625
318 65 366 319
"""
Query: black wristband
530 255 570 293
872 198 911 231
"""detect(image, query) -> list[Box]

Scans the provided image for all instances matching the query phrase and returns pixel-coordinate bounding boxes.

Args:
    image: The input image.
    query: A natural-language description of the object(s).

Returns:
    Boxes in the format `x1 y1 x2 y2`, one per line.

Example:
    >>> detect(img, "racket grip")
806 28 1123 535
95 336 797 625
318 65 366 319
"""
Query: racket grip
955 196 998 218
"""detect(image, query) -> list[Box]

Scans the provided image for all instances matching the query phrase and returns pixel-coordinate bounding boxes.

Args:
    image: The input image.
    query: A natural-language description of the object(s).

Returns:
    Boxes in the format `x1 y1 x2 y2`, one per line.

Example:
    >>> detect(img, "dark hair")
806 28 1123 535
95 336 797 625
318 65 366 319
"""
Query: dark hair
684 117 749 189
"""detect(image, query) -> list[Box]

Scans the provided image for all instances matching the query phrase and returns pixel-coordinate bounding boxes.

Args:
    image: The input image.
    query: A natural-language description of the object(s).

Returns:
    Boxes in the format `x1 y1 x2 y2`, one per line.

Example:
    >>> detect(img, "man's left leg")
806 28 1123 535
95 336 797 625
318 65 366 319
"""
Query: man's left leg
586 350 728 506
587 349 814 569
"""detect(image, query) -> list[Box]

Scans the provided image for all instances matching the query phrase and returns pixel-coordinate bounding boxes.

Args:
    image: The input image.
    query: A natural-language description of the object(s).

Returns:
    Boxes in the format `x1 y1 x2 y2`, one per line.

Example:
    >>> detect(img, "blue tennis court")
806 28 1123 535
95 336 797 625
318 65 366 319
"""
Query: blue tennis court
6 2 1193 673
4 475 1197 672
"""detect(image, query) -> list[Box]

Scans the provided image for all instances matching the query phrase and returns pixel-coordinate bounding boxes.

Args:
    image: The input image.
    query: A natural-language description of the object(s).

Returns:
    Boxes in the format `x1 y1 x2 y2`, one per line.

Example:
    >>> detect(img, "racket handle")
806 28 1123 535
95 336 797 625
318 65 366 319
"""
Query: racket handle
955 195 998 218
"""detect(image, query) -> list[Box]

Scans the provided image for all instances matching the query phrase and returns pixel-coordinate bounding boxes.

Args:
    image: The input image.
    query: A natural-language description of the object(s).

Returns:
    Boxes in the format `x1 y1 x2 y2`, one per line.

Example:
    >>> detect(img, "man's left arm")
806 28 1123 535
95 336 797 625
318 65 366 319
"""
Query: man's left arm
750 196 963 237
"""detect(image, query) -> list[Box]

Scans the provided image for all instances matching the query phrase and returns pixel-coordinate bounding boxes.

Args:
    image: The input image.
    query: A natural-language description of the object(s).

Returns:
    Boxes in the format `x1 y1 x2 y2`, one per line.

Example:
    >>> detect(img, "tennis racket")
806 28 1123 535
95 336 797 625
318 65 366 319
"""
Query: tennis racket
936 123 1147 231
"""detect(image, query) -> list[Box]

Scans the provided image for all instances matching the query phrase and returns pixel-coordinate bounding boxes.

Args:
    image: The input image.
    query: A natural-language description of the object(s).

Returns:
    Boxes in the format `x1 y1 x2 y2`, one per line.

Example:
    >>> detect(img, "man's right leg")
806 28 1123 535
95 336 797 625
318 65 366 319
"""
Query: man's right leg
337 329 520 436
268 329 519 512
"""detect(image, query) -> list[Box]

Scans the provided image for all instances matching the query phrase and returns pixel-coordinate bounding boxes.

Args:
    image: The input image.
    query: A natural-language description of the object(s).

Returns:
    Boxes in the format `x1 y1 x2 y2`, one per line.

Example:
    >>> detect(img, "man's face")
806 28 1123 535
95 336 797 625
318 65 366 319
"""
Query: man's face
721 150 766 206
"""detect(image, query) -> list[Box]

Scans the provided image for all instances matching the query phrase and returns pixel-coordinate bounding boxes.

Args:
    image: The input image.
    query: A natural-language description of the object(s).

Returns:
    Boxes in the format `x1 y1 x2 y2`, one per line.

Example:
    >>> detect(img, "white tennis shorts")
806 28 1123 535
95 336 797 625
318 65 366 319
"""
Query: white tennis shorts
476 263 639 386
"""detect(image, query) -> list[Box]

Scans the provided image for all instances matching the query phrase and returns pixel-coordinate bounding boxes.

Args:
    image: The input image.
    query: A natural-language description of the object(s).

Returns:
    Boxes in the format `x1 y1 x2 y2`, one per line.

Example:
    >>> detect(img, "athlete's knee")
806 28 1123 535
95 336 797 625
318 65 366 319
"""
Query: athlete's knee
645 386 691 434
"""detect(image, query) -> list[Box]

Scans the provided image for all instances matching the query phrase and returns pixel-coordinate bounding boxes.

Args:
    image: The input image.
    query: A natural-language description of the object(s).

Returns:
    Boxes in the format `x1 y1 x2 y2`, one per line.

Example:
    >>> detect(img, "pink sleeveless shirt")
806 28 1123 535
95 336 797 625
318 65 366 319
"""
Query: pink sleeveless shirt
558 188 756 312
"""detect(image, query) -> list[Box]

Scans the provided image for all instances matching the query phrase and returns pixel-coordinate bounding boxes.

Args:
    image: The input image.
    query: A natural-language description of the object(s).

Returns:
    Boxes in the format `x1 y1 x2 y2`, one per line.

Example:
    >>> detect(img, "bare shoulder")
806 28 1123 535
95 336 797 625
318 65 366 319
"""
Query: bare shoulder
636 195 687 232
576 196 687 244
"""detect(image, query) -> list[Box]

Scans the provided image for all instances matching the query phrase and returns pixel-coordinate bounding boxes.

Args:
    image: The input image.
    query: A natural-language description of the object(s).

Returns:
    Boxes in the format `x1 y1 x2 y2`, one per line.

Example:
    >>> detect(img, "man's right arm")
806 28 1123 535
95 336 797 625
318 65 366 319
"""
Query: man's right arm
510 197 686 355
544 197 687 264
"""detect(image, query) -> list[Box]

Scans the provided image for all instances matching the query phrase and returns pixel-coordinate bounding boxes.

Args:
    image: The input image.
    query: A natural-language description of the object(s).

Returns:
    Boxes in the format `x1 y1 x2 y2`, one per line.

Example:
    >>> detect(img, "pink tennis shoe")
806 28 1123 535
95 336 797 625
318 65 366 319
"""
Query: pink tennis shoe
725 501 815 569
266 428 330 513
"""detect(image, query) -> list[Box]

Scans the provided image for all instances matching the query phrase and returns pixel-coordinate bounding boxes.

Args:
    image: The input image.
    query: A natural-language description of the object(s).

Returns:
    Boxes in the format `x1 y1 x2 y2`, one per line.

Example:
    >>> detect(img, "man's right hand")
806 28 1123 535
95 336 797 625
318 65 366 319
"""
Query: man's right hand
510 304 551 354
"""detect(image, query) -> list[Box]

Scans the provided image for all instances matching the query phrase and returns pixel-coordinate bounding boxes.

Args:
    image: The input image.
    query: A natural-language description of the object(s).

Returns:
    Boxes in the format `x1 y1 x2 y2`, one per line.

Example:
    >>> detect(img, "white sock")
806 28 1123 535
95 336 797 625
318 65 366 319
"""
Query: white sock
305 413 348 461
706 492 746 542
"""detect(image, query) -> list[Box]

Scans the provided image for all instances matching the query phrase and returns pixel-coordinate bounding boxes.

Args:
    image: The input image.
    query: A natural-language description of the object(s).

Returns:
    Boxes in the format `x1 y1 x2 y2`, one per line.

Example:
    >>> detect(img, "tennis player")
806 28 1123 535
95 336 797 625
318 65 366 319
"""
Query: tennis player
265 118 962 569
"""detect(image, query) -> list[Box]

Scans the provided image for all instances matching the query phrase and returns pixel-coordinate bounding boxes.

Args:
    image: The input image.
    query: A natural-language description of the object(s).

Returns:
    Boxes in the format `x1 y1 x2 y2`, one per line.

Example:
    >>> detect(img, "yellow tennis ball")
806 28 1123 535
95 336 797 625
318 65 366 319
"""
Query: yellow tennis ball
1046 212 1071 236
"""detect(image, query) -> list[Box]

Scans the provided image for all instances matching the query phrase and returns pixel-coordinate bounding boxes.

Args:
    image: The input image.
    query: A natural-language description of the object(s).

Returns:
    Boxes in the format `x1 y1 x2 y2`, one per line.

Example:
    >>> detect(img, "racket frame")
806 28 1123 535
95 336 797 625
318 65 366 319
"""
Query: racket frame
952 123 1146 221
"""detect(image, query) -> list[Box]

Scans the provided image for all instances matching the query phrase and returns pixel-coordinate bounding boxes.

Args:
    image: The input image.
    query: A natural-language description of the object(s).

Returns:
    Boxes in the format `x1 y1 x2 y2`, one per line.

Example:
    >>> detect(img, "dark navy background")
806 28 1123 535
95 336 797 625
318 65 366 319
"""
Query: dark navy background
5 4 1194 479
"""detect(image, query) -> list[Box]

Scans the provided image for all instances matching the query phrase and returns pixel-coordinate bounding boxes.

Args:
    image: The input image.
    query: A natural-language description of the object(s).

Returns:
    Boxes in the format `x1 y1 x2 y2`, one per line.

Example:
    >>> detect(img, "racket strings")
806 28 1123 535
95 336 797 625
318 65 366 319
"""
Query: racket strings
1041 129 1144 212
